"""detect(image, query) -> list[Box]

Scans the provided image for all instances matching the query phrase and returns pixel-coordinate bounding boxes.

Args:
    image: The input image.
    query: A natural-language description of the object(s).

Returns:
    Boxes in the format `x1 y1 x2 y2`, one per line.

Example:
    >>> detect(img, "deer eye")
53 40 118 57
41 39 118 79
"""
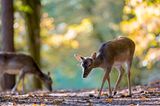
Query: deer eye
88 62 92 67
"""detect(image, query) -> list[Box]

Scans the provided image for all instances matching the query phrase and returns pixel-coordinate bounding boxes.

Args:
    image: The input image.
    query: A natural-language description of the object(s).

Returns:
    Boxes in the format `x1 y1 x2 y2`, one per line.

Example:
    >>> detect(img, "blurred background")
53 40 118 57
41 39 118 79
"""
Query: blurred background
0 0 160 91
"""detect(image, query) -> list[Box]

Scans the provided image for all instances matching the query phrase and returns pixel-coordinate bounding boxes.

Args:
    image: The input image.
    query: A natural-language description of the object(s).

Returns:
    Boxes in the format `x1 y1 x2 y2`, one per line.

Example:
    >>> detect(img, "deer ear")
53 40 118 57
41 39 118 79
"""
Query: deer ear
48 72 50 76
74 54 84 62
91 52 97 60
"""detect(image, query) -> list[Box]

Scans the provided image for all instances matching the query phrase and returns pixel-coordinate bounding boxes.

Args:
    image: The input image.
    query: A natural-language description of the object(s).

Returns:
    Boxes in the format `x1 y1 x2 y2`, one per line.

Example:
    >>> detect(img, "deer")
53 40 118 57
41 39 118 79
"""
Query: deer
0 52 52 92
75 36 135 98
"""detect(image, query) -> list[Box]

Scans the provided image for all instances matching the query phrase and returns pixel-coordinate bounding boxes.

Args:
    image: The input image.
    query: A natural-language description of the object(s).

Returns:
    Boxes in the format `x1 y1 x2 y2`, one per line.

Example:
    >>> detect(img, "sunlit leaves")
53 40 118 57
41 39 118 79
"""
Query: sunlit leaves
68 18 93 34
121 0 160 68
41 16 92 48
142 48 160 69
40 14 94 80
40 13 55 32
14 12 27 51
14 0 32 13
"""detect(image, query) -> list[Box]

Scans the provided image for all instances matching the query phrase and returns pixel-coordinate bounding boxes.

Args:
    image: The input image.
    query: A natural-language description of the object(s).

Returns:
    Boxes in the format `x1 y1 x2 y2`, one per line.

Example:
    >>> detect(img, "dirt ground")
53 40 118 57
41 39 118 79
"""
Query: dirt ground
0 81 160 106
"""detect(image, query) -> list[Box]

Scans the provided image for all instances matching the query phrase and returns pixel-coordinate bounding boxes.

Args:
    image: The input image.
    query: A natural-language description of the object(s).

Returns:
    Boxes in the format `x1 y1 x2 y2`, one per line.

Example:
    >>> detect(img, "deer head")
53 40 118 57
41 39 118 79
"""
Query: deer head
43 72 52 91
74 52 97 78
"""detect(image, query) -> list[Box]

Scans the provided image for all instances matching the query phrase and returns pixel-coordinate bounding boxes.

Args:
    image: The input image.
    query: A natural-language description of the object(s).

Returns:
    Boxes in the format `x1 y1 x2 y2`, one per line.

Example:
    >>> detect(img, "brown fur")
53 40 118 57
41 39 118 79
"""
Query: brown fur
75 37 135 97
0 52 52 92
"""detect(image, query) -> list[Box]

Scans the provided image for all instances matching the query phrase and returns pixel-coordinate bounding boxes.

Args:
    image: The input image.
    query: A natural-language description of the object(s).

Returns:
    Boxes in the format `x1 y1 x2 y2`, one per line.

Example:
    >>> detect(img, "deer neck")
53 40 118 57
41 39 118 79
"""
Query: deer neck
39 72 47 81
93 53 103 68
34 68 46 81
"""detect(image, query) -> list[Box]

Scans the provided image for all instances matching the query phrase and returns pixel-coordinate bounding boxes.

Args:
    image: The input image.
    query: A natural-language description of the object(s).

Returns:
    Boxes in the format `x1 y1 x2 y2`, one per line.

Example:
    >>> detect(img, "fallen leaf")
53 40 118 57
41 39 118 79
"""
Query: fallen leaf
106 98 113 103
32 104 37 106
13 102 16 106
140 96 148 100
120 93 128 98
102 93 108 96
147 88 156 92
41 104 46 106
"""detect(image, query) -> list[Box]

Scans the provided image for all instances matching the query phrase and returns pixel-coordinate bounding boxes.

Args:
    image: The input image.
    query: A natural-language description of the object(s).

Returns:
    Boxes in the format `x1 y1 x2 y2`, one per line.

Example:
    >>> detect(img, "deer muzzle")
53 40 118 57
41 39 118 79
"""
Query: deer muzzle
83 68 91 78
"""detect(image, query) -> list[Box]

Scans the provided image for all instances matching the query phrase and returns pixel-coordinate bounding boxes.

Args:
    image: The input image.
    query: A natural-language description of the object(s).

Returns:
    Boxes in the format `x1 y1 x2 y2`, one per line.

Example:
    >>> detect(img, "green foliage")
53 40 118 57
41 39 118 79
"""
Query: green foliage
42 0 124 41
14 0 31 14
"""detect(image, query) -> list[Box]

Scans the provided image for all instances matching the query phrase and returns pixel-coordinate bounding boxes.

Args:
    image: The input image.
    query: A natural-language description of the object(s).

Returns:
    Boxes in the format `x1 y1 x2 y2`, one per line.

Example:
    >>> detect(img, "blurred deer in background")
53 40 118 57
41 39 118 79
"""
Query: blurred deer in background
75 37 135 98
0 52 52 92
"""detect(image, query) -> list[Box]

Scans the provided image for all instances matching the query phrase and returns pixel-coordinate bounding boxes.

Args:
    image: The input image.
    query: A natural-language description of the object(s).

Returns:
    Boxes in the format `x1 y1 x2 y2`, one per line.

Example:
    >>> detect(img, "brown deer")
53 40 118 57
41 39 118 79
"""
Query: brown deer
0 52 52 92
75 37 135 98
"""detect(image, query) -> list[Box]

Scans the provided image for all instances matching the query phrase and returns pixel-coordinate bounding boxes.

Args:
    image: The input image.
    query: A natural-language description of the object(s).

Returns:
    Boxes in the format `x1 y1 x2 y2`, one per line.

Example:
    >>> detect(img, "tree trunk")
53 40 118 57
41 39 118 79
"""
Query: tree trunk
23 0 42 90
0 0 15 91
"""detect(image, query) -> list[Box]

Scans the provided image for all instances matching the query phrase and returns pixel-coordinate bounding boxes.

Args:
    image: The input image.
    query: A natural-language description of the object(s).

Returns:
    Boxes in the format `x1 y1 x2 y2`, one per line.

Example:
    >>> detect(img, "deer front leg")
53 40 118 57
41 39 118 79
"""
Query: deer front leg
113 66 125 95
127 70 131 96
0 73 4 90
11 71 24 92
107 75 112 98
98 67 111 98
98 71 109 98
22 75 25 93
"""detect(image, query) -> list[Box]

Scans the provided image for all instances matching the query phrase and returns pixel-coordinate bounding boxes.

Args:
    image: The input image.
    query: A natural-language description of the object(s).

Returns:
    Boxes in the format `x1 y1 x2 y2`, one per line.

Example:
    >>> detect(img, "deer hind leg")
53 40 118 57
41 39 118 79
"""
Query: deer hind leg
113 66 125 95
0 73 4 91
98 67 112 98
107 74 112 98
126 60 132 97
11 71 24 92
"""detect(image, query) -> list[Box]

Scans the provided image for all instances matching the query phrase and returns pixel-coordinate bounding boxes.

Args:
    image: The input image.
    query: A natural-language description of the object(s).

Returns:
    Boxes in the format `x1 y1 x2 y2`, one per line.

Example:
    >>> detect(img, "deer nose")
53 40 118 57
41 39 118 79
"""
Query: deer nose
83 74 87 78
49 86 52 91
83 72 88 78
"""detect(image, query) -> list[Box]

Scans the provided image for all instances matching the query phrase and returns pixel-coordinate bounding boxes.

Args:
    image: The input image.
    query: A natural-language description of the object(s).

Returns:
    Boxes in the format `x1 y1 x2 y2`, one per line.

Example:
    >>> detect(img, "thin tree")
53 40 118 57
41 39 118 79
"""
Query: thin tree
0 0 15 90
22 0 42 89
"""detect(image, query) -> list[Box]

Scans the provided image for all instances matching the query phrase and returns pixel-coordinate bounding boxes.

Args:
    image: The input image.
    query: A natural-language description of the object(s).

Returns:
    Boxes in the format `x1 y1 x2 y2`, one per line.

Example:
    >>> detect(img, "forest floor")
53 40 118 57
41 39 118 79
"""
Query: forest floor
0 81 160 106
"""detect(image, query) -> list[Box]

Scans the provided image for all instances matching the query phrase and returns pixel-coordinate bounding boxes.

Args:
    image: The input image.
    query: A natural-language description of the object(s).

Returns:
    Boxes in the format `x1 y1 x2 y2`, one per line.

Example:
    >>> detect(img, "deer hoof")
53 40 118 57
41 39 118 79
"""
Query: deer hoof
113 91 117 95
89 94 94 97
108 95 113 98
126 94 132 97
97 96 101 99
11 89 16 93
